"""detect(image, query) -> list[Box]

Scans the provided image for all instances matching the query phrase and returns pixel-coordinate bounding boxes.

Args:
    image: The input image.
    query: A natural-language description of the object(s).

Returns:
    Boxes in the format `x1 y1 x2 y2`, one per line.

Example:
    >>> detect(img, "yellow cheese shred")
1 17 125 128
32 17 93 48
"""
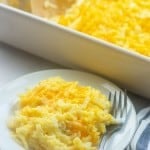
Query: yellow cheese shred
8 77 115 150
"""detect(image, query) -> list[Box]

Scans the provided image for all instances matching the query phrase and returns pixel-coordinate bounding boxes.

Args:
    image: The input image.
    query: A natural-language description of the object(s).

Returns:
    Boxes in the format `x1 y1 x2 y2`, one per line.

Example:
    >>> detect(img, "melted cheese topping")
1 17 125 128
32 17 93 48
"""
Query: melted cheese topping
9 77 115 150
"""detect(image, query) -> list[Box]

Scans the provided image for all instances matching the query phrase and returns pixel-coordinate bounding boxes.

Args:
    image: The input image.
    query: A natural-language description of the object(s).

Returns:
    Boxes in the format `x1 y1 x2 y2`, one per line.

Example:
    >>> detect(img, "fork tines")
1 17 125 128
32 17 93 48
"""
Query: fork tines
109 90 129 124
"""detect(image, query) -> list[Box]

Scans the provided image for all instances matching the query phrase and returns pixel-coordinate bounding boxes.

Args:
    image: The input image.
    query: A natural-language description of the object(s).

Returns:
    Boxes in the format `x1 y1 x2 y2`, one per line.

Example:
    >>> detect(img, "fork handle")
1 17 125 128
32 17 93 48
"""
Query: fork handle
99 126 121 150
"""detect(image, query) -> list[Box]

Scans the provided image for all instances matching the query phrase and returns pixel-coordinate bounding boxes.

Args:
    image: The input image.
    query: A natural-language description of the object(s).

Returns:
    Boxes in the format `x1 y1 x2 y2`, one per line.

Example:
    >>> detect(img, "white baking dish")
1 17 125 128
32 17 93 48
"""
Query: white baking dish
0 4 150 98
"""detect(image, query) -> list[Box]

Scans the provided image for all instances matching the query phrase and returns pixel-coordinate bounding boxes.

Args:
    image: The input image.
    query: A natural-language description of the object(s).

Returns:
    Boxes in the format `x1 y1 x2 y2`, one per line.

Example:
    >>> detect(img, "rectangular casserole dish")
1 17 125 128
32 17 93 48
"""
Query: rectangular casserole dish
0 3 150 98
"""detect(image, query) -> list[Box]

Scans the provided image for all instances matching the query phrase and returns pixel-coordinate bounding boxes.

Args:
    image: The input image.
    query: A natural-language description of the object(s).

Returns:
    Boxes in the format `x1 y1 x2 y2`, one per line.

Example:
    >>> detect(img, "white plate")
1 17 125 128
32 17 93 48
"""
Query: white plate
0 4 150 98
0 69 137 150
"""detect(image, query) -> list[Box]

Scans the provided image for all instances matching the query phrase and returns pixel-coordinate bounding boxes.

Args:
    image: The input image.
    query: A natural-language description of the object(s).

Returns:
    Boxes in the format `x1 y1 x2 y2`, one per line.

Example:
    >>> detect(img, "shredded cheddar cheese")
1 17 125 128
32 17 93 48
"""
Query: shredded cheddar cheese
9 77 115 150
57 0 150 57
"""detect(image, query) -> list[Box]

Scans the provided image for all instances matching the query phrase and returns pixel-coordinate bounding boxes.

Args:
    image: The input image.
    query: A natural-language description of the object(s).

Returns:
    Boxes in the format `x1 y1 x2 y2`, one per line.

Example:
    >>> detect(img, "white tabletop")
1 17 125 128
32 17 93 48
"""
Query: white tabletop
0 42 149 112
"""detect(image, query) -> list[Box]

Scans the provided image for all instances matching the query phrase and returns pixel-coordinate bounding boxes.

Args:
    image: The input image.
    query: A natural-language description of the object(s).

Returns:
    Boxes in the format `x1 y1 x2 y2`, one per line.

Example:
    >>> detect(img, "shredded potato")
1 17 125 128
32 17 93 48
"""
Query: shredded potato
9 77 115 150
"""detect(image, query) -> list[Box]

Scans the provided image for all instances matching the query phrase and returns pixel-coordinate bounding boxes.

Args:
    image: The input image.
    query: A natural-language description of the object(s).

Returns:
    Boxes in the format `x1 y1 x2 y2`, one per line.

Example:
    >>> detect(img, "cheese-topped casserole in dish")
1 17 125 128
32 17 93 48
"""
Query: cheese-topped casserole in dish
2 0 150 57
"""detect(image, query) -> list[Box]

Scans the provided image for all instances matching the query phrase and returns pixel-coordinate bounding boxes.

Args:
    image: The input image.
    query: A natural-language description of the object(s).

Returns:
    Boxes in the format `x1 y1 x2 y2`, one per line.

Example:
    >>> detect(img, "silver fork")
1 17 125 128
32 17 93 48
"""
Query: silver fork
99 90 130 150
